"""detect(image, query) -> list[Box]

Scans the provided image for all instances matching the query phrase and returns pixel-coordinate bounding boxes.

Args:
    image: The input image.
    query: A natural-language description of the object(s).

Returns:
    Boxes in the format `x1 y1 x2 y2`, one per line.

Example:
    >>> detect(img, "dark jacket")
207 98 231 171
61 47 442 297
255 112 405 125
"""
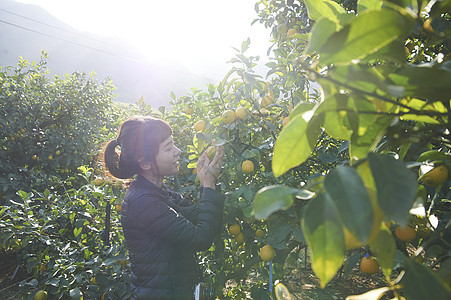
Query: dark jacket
121 175 224 300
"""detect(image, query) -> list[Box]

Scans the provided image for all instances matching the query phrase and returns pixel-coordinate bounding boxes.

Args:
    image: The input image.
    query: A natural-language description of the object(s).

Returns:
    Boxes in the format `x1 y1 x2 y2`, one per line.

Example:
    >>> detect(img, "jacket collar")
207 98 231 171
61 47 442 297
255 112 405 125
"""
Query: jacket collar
134 175 170 197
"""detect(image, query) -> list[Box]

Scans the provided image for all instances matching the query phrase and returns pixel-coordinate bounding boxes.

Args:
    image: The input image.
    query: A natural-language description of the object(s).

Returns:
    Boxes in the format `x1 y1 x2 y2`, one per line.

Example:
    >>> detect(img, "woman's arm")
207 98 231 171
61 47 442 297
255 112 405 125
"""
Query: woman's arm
131 190 224 251
169 191 199 223
129 144 225 250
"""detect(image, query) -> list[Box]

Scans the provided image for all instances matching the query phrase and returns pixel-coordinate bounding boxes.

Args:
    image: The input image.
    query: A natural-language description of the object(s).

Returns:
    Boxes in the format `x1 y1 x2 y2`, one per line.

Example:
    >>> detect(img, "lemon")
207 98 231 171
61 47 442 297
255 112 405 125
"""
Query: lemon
222 110 236 124
420 165 448 186
287 28 297 38
277 24 288 35
275 282 291 300
235 232 245 244
360 256 380 275
206 146 216 159
185 107 194 115
93 178 104 186
395 225 417 242
242 160 254 174
260 244 275 262
229 224 240 236
193 120 206 132
235 107 249 120
261 95 274 107
34 290 48 300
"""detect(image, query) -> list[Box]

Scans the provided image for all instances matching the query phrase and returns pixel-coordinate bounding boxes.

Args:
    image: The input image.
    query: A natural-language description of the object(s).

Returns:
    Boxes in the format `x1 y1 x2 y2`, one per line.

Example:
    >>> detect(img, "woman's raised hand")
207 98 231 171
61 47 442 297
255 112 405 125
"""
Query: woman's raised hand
197 143 224 189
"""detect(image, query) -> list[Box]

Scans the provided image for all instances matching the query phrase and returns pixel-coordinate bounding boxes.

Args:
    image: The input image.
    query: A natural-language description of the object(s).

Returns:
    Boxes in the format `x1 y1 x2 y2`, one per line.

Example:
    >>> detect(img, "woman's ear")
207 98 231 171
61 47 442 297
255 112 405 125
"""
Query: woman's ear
138 158 152 171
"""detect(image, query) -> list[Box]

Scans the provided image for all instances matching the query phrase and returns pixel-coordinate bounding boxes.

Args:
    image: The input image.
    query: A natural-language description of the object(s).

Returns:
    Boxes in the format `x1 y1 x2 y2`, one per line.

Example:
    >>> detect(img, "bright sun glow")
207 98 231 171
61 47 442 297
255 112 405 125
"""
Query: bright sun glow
15 0 271 79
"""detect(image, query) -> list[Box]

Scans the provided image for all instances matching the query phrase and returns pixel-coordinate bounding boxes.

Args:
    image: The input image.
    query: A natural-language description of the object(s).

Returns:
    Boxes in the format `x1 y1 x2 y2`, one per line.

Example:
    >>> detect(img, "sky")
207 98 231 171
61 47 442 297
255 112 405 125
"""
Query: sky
14 0 272 81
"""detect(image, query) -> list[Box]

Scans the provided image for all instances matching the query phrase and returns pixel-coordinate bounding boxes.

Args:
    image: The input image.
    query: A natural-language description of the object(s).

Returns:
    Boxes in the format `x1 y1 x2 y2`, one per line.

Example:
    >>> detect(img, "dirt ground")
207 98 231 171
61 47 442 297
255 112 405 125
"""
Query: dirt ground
1 250 390 299
0 251 32 299
283 266 390 300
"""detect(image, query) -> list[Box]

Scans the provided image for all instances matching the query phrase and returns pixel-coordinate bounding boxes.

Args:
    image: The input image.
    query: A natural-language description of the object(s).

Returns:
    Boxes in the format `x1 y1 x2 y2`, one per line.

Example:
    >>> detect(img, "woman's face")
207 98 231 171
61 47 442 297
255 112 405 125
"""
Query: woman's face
153 136 181 176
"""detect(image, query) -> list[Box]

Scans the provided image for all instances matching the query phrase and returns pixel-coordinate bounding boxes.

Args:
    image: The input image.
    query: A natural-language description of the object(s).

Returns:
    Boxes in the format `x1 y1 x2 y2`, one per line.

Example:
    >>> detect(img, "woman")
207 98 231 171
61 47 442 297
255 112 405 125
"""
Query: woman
104 115 225 299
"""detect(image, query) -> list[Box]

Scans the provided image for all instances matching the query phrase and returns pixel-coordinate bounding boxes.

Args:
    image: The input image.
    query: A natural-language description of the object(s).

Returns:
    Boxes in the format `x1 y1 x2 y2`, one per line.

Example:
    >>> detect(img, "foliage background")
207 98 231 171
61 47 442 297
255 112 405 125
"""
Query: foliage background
1 0 450 299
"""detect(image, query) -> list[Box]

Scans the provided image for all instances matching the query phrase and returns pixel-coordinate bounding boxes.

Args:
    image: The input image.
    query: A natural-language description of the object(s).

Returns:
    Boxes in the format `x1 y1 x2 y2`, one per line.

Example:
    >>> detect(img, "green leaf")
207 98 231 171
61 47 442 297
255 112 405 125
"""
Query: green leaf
48 277 60 287
74 227 82 238
302 193 345 288
325 166 373 242
241 38 251 53
417 150 450 162
267 222 292 249
290 102 316 119
69 288 83 298
304 0 346 22
316 93 356 140
17 190 30 201
318 9 415 66
369 226 396 280
242 149 258 159
272 114 323 177
193 133 206 153
253 185 298 220
327 65 389 94
306 18 339 54
357 0 382 13
26 257 38 273
388 64 451 102
361 40 407 64
195 132 212 143
400 113 440 124
368 153 417 226
349 115 393 161
293 225 306 243
295 189 316 200
402 257 451 300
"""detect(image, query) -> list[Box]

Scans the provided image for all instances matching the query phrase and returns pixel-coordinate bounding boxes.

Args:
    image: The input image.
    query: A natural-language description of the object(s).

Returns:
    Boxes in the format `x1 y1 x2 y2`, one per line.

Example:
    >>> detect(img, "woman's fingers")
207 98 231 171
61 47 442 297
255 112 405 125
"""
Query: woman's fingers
205 146 223 176
197 151 209 170
211 145 224 165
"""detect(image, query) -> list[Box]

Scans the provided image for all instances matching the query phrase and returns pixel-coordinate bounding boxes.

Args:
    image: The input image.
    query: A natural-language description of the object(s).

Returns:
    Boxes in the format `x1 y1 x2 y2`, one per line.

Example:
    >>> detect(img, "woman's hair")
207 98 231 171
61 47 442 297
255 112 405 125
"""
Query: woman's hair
104 116 172 179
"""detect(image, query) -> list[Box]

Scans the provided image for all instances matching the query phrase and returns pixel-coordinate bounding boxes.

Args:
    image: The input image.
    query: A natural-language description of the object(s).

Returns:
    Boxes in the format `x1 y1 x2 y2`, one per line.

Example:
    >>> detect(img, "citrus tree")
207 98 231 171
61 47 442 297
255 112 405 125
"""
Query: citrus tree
167 0 450 299
0 170 132 299
250 0 451 299
0 52 121 203
2 0 450 299
166 34 349 297
0 54 150 299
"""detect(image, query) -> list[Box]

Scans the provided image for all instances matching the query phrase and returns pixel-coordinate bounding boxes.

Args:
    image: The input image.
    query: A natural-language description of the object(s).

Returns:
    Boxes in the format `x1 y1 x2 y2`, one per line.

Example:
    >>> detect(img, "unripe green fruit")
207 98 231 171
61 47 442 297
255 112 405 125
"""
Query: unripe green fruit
206 146 216 159
34 290 48 300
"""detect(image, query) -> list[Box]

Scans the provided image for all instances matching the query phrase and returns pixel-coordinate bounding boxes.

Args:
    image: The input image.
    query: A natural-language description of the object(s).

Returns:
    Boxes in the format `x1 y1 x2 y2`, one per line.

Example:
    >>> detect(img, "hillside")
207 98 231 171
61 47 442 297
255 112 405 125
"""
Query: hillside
0 0 213 107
